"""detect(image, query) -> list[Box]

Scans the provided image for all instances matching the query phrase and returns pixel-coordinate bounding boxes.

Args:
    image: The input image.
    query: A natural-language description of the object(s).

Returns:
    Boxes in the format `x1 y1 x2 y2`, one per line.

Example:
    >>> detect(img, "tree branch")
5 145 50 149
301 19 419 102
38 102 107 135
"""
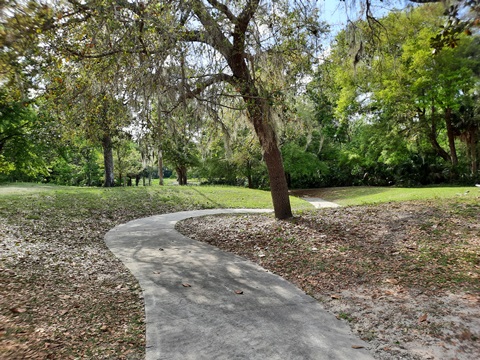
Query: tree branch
63 46 143 59
238 0 260 31
206 0 238 23
182 73 235 101
190 0 233 58
223 0 259 80
182 29 216 47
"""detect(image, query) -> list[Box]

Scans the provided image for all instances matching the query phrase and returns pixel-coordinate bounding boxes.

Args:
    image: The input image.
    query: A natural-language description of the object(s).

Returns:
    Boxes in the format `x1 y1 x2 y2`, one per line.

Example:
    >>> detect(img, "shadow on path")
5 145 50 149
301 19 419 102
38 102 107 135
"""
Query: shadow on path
105 209 373 360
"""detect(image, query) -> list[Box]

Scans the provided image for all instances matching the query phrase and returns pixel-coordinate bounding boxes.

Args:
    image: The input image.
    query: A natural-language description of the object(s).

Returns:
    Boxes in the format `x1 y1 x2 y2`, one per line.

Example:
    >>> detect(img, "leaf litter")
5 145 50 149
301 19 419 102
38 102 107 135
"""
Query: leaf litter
176 200 480 360
0 191 197 359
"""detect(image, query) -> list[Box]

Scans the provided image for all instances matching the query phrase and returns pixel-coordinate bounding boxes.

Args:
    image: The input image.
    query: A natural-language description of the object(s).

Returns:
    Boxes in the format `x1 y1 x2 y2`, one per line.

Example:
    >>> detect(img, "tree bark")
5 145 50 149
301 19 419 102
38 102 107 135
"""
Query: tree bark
471 135 478 177
466 127 478 176
424 107 451 163
176 165 187 185
158 148 164 185
444 107 458 166
102 134 115 187
245 95 292 219
191 0 292 218
286 172 292 188
246 159 253 189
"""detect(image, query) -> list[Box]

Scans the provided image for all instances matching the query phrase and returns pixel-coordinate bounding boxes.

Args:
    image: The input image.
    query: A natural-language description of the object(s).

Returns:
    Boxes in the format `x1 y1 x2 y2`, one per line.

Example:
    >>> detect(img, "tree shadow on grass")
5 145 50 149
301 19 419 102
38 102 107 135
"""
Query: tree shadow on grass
189 187 222 208
289 186 390 203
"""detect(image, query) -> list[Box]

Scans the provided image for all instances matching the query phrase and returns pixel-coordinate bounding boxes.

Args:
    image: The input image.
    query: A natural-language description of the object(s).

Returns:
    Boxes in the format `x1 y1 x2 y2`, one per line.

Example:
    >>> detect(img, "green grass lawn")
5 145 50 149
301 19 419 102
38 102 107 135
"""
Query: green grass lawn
306 186 479 206
2 182 477 210
0 182 313 213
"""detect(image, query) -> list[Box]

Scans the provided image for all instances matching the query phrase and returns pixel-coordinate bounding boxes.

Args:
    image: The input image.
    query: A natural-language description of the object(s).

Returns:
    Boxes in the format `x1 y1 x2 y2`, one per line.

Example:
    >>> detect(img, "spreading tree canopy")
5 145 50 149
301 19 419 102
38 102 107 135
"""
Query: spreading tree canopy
30 0 326 218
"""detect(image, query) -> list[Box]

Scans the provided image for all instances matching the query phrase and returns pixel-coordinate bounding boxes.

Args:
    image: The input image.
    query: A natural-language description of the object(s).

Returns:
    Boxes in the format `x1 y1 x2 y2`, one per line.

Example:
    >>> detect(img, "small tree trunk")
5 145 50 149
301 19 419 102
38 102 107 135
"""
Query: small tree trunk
246 160 253 189
444 108 458 166
472 150 478 178
102 134 115 187
247 174 253 188
176 166 187 185
158 149 164 185
285 172 292 188
468 129 478 176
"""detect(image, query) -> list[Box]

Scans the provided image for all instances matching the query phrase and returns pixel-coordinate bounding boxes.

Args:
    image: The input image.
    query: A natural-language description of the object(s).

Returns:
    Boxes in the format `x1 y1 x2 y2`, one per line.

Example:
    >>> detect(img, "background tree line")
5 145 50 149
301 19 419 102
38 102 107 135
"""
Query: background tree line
1 1 479 215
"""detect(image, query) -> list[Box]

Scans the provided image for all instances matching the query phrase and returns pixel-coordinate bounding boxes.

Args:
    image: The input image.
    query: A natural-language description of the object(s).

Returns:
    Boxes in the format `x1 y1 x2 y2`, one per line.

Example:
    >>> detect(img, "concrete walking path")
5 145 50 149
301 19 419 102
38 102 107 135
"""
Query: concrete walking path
105 209 372 360
302 197 341 208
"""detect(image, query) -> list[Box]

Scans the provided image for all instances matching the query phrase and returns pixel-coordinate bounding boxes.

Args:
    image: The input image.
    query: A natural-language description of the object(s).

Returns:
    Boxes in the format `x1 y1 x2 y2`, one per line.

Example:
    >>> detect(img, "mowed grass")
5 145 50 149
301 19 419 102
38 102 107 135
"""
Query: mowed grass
303 186 479 206
0 182 313 214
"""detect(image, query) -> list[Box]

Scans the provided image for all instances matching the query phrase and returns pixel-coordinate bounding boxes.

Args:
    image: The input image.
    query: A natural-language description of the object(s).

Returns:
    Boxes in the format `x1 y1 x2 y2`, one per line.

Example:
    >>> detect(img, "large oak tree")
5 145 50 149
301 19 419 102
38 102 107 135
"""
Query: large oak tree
40 0 325 218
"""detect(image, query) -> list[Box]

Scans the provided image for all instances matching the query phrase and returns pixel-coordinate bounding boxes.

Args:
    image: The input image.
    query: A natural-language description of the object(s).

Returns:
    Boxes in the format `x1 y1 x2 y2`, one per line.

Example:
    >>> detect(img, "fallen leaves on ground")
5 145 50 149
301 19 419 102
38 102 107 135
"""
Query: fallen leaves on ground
0 190 201 359
176 200 480 360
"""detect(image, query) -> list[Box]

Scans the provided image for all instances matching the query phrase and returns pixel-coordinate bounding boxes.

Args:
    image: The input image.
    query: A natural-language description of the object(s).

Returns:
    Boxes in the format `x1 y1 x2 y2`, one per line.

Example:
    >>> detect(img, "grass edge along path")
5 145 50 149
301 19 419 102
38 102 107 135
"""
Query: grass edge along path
292 186 479 206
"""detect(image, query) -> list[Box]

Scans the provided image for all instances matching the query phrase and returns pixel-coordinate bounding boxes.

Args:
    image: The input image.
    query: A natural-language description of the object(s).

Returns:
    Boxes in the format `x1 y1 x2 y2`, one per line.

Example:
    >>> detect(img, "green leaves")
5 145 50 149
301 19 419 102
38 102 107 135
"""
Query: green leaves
0 91 50 178
313 3 480 185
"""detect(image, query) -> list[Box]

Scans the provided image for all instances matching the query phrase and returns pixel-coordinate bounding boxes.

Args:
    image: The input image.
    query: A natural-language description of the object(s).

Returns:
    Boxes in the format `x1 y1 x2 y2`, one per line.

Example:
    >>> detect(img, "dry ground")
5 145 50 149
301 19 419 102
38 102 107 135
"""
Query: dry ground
177 200 480 360
1 214 147 359
0 188 190 360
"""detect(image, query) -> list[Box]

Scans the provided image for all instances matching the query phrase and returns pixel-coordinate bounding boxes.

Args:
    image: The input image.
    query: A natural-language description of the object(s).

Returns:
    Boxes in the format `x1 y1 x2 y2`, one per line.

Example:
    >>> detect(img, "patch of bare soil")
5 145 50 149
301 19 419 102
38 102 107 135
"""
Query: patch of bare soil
176 201 480 360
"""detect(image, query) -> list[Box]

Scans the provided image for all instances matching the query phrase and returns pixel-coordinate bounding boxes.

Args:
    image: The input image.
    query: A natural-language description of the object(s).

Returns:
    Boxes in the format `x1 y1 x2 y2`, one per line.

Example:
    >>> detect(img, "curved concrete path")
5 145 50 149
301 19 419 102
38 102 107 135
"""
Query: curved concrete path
105 209 372 360
302 197 340 209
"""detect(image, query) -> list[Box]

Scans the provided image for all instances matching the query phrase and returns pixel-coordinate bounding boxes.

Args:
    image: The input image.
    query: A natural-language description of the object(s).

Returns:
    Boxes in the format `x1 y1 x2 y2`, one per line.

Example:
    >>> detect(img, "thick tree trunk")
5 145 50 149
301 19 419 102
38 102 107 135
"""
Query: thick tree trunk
425 107 451 163
176 165 187 185
444 107 458 166
191 0 291 218
245 96 292 219
102 134 115 187
263 144 292 219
